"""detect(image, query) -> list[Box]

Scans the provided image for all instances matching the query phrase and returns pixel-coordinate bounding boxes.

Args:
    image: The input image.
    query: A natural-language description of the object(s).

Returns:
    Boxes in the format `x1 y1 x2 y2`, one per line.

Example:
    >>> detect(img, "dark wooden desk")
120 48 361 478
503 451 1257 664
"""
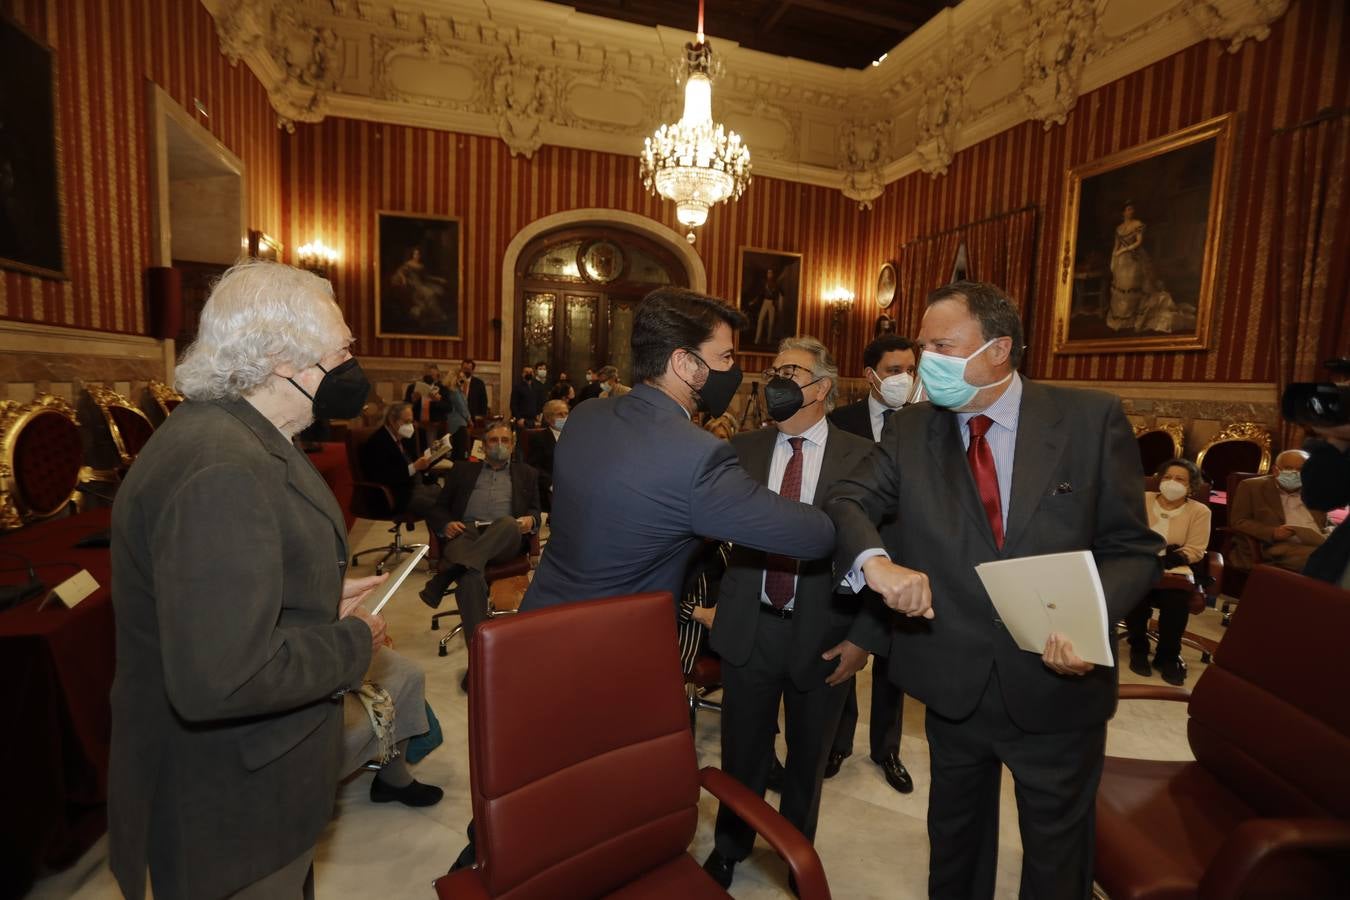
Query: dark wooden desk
0 509 114 895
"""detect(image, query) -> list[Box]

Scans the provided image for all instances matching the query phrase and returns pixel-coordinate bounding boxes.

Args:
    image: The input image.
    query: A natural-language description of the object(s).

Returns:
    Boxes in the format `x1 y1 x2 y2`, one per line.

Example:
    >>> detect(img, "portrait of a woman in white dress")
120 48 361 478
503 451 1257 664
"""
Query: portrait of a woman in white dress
1107 202 1151 330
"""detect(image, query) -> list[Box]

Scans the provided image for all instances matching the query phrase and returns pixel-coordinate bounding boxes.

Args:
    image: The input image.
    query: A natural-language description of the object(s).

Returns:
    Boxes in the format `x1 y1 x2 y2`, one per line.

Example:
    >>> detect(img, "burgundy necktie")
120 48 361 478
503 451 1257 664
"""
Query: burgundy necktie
764 437 805 608
966 415 1004 549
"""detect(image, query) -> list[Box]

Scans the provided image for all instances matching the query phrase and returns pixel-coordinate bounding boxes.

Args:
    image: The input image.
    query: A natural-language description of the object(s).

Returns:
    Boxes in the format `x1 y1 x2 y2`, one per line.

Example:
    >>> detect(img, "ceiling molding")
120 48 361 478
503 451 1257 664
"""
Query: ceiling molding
202 0 1292 200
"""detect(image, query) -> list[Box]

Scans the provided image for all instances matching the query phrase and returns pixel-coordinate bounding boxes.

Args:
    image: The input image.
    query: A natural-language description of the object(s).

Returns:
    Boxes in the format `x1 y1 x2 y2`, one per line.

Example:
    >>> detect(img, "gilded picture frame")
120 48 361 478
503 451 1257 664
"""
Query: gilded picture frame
737 247 804 353
376 211 463 341
1052 113 1234 355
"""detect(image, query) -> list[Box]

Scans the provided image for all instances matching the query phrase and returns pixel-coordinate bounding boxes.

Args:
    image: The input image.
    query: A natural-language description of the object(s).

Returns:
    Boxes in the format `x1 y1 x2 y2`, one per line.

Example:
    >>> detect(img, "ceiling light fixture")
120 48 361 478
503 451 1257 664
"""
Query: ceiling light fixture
640 0 751 243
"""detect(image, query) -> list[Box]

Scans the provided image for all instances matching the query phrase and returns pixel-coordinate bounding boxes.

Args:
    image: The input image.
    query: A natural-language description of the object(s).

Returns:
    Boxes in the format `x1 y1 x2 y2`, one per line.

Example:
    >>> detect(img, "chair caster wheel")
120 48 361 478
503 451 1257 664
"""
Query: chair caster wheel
375 563 385 575
438 644 448 657
1221 614 1231 627
431 619 439 631
1201 651 1213 664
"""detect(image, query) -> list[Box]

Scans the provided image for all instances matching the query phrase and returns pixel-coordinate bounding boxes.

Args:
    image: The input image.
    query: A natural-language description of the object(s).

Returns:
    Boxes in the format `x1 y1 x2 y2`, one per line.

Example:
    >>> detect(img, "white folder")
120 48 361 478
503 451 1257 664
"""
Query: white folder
974 550 1115 667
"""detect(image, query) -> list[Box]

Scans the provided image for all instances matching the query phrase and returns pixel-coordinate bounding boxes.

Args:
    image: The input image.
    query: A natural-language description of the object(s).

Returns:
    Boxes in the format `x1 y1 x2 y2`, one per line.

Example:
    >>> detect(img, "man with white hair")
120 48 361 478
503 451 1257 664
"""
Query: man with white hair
702 336 880 891
1230 448 1328 572
109 260 387 900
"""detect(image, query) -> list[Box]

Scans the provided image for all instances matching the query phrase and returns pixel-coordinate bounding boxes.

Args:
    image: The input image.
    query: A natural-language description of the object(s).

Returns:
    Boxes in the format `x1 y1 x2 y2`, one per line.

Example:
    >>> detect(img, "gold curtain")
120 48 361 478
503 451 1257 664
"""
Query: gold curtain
1267 111 1350 450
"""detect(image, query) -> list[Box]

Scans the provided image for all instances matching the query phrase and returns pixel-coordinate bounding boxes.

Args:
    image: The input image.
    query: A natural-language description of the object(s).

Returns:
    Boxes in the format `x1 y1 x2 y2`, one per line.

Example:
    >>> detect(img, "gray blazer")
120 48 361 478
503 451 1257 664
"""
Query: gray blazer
109 398 372 900
827 379 1161 733
522 383 835 611
709 422 883 690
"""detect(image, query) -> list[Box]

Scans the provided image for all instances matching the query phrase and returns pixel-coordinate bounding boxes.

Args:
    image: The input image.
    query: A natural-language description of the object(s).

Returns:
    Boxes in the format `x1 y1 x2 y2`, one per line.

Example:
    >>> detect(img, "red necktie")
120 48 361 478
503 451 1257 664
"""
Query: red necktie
967 415 1004 549
764 437 805 608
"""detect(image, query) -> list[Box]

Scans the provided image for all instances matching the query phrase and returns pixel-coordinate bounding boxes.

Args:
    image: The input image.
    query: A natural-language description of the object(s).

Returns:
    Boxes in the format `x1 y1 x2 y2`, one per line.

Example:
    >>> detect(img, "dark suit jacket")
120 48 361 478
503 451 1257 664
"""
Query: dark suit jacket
526 427 558 510
109 399 371 899
426 459 541 538
827 378 1161 734
709 423 882 690
827 397 873 441
404 380 449 420
465 374 488 417
510 377 541 422
522 383 836 611
358 425 419 511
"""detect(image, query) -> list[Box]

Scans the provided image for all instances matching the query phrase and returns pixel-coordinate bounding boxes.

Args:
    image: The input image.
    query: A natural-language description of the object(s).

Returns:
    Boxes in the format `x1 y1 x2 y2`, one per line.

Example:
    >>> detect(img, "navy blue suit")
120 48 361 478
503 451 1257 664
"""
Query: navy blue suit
522 383 835 611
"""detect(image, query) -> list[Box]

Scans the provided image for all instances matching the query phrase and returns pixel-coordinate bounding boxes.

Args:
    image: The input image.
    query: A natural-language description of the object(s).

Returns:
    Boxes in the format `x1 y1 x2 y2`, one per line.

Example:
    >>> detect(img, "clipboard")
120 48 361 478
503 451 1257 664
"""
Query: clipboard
367 544 430 616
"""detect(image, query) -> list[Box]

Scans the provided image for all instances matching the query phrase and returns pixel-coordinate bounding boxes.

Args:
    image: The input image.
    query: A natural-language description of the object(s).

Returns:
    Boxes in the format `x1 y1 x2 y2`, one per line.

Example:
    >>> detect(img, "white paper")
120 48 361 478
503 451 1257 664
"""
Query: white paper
367 544 430 616
43 569 99 609
974 550 1115 667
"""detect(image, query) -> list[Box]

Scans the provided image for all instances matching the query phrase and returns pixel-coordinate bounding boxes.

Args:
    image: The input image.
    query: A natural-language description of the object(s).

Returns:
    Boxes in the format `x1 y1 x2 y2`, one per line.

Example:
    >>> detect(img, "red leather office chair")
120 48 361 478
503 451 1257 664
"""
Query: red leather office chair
684 651 724 731
435 591 829 899
1145 553 1223 664
1095 566 1350 899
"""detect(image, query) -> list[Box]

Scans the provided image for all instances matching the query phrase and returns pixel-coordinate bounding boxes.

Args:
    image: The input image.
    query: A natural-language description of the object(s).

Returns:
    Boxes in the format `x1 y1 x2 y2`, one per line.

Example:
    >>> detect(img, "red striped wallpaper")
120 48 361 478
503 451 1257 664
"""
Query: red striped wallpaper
863 0 1348 382
0 0 280 334
280 121 873 372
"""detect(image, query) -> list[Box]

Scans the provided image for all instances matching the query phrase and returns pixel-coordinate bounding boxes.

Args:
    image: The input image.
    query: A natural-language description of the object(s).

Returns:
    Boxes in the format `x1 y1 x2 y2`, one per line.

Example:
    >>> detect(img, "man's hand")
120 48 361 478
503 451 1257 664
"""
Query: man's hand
1272 524 1295 541
516 515 534 534
862 557 933 619
348 606 387 657
412 454 432 472
339 573 388 619
691 605 716 629
444 521 467 539
1042 632 1093 675
822 640 869 686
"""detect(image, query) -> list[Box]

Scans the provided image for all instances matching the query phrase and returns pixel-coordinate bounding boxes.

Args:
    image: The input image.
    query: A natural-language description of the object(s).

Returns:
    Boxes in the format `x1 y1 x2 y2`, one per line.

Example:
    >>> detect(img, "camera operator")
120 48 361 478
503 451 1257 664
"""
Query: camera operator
1284 359 1350 586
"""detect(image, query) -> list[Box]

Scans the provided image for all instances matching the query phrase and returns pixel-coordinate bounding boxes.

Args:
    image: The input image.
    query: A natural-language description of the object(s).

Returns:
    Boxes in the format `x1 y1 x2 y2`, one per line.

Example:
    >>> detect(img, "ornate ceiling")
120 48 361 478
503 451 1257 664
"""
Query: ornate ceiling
204 0 1290 205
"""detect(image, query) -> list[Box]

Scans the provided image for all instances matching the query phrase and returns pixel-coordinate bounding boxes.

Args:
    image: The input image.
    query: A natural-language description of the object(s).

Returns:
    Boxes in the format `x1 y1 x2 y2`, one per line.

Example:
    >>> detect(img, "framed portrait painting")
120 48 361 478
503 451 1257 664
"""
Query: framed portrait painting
376 211 462 340
1053 113 1234 354
737 247 803 353
0 15 65 280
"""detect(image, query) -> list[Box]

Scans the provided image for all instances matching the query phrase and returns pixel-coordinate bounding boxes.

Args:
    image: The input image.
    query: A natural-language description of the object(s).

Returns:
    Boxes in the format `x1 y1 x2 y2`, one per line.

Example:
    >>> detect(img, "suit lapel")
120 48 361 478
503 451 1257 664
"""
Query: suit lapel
928 410 994 546
1004 380 1066 551
741 426 778 485
812 423 851 507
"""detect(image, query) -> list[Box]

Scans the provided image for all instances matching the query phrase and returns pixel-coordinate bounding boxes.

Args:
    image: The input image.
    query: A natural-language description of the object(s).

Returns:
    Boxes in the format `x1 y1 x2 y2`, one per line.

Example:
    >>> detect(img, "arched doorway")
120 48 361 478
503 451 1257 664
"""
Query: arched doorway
513 226 692 384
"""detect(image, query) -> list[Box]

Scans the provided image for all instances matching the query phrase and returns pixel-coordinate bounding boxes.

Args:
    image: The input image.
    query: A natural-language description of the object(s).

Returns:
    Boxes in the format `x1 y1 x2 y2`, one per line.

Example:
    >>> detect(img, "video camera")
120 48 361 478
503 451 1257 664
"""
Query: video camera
1281 358 1350 428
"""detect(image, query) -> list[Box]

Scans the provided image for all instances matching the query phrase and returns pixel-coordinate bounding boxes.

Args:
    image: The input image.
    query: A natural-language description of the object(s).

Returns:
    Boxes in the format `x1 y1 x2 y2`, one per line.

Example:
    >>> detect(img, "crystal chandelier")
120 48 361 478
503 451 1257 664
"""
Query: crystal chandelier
640 2 751 243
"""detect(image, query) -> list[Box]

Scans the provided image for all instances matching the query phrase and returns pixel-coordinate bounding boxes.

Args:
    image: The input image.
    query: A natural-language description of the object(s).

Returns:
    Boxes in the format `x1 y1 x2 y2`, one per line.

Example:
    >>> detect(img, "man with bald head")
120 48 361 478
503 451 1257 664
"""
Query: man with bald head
1229 448 1328 573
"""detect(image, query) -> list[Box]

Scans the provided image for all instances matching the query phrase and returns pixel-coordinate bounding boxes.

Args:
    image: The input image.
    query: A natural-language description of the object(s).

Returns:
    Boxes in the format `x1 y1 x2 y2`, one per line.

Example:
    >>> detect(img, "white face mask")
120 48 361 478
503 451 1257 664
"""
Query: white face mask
871 370 913 409
600 382 611 394
536 368 548 380
1158 480 1188 502
396 423 415 439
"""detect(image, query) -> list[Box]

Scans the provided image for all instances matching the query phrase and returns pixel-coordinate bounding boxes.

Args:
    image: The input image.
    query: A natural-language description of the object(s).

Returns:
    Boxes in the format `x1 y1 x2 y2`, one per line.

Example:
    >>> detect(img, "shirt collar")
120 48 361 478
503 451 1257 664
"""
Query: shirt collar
777 415 829 449
957 372 1023 433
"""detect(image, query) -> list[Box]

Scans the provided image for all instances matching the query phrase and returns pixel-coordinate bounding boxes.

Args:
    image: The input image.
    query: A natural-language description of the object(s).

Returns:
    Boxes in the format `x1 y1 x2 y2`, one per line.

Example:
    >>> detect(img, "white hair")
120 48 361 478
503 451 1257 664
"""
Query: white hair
777 335 839 411
175 260 346 402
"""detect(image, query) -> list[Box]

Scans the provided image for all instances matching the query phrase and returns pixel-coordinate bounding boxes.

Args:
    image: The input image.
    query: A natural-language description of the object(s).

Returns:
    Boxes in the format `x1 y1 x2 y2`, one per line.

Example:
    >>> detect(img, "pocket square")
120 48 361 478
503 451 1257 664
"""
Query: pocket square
1052 482 1074 495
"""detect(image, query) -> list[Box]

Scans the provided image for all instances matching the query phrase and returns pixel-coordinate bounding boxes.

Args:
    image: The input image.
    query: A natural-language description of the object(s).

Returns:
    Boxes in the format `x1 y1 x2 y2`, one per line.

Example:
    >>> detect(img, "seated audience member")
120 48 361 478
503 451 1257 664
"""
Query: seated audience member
1125 458 1212 685
1230 449 1327 573
529 399 567 512
549 380 576 405
404 362 449 424
342 647 443 806
359 401 439 518
574 367 604 406
419 421 541 653
598 364 631 398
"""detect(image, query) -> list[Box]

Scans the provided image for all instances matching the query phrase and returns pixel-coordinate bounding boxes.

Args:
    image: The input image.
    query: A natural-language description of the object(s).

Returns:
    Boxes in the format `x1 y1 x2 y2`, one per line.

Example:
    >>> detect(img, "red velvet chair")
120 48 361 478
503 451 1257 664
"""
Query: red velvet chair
1095 566 1350 899
0 395 84 531
435 591 829 900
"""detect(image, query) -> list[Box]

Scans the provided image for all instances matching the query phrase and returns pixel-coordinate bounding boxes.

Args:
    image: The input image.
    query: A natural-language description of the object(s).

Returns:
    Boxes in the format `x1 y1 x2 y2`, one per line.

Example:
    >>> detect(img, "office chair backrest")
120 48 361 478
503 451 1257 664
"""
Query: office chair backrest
1189 565 1350 820
468 592 699 899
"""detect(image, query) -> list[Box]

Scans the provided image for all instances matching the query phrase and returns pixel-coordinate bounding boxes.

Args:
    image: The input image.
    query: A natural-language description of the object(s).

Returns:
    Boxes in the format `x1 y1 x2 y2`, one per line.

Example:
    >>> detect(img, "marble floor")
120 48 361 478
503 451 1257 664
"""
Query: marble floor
33 519 1212 900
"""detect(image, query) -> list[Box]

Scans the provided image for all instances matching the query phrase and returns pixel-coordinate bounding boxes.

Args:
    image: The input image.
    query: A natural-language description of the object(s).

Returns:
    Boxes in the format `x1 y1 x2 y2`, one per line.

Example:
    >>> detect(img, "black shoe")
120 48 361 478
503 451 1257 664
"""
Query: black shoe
419 576 448 610
1155 656 1187 686
1128 645 1152 677
702 850 736 889
873 752 914 794
370 777 444 807
788 871 799 898
460 671 469 694
823 750 846 779
766 754 786 793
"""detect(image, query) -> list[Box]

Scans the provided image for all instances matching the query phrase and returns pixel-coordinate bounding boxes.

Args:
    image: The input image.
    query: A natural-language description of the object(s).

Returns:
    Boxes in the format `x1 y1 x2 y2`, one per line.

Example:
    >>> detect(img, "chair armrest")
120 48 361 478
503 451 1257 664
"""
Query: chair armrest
350 479 397 515
433 867 491 900
700 767 830 900
1118 684 1191 702
1199 818 1350 900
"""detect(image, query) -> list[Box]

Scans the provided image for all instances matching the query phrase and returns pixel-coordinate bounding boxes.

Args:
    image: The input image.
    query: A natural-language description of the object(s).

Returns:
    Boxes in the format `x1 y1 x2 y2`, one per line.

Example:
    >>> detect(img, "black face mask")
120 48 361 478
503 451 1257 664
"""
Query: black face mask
764 375 822 422
288 358 370 420
684 351 743 418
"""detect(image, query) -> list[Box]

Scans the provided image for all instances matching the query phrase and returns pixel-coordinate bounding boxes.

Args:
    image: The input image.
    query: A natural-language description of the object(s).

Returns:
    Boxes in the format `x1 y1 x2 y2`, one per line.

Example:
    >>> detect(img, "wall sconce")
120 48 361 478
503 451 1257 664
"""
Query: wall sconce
825 287 855 335
296 240 340 277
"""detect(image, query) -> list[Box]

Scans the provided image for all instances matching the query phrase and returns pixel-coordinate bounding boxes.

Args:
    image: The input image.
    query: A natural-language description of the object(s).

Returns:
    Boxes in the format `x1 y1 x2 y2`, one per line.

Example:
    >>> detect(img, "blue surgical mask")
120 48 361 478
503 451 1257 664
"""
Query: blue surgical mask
553 417 566 431
1276 470 1302 491
916 338 1011 409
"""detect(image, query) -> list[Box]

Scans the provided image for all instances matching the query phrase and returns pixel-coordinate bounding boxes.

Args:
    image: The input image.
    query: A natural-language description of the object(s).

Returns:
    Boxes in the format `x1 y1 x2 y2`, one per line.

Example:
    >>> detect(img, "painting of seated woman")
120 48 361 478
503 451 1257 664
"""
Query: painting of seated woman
377 211 462 340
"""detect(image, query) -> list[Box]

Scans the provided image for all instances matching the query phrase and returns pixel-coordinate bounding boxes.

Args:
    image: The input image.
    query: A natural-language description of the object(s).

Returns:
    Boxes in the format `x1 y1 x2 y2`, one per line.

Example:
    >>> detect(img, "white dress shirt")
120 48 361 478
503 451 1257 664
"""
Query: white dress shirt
1279 488 1319 534
760 416 830 611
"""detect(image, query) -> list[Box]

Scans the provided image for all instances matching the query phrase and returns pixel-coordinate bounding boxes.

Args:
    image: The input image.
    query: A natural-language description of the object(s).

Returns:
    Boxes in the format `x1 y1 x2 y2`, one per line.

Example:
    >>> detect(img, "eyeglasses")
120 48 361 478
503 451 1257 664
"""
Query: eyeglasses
762 364 814 383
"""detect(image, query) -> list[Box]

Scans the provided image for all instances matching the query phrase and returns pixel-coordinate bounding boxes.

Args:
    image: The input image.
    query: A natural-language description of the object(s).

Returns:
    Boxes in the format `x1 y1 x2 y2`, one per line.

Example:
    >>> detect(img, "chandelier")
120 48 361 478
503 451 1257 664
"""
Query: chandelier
640 2 751 243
